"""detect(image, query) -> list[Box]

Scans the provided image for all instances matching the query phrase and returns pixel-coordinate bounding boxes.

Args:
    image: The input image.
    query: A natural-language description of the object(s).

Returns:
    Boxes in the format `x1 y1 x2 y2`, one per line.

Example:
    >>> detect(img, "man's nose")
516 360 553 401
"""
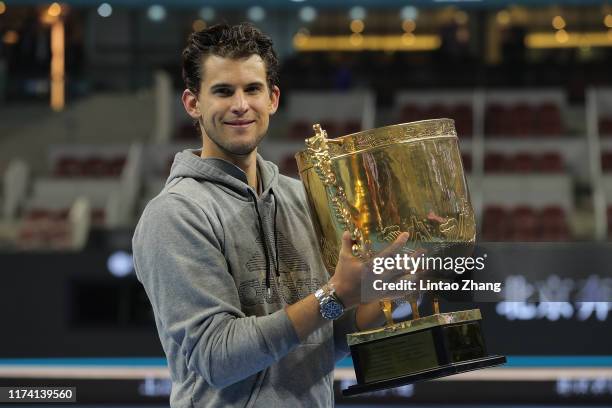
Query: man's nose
230 91 249 115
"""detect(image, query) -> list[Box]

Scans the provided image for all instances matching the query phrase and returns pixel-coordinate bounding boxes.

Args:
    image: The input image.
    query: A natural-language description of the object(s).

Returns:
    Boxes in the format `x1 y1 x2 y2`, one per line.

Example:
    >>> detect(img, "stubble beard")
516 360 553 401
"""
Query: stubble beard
200 119 266 157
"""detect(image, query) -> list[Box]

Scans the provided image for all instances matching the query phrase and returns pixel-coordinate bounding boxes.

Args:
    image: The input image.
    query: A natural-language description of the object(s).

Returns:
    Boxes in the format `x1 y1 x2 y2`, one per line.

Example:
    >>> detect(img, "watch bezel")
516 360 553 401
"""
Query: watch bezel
315 285 345 320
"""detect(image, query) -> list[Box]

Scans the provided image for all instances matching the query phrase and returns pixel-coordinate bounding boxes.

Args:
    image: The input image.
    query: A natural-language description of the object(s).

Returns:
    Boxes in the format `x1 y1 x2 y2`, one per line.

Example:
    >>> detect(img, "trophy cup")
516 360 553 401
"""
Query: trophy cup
296 119 506 396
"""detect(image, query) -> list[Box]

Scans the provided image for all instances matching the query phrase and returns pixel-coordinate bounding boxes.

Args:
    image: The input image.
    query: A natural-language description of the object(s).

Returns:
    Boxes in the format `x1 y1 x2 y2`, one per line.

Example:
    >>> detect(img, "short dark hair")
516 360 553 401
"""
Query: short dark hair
182 22 279 96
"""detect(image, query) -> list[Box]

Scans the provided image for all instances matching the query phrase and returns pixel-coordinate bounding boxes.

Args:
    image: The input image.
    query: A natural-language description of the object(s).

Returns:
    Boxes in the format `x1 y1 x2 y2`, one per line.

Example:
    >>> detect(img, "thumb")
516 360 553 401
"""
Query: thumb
340 230 353 255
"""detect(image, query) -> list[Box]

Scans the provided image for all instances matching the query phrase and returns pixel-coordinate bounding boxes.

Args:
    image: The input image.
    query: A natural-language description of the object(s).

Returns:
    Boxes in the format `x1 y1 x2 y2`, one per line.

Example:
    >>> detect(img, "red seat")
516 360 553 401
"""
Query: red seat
451 104 473 137
319 121 339 138
422 104 449 120
19 209 73 250
484 152 508 172
485 104 507 136
461 153 472 172
83 157 107 177
109 156 126 177
602 152 612 172
510 152 535 173
509 103 535 137
599 118 612 136
289 120 312 140
25 208 52 221
511 206 538 241
482 206 509 241
54 208 70 220
400 104 423 123
539 206 569 241
280 155 299 177
537 152 563 173
535 103 562 136
54 157 82 177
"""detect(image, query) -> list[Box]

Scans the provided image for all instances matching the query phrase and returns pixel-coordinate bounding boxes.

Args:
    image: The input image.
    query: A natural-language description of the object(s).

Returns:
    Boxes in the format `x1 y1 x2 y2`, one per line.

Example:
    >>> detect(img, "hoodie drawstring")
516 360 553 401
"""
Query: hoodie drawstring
271 191 280 278
247 189 280 297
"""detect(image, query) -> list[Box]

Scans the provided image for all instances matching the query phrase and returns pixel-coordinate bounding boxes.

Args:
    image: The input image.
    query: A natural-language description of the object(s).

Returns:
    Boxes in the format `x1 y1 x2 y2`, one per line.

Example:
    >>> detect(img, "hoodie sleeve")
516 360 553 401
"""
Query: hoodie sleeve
132 192 301 389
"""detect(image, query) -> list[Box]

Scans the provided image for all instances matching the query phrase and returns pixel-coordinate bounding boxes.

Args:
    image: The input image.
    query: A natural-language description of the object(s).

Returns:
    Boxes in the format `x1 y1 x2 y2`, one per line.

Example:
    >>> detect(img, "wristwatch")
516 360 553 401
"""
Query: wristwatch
315 283 345 320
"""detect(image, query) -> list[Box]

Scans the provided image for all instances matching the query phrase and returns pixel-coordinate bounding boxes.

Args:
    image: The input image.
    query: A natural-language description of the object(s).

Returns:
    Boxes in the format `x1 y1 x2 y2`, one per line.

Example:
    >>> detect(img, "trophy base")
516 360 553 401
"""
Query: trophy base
342 355 506 396
342 309 506 397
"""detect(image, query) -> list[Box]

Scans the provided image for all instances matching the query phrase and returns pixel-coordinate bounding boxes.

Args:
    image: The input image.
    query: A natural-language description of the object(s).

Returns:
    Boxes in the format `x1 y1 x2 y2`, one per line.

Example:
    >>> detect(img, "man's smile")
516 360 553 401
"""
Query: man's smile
223 119 256 128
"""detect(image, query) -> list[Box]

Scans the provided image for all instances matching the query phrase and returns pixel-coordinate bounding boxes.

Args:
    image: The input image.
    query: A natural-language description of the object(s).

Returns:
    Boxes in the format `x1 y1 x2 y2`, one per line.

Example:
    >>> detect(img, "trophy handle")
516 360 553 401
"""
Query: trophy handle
305 124 365 258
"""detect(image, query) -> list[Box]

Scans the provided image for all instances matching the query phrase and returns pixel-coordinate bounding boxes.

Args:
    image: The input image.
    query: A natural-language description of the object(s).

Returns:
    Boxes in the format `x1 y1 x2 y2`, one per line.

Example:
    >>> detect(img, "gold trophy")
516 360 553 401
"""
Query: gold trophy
296 119 506 396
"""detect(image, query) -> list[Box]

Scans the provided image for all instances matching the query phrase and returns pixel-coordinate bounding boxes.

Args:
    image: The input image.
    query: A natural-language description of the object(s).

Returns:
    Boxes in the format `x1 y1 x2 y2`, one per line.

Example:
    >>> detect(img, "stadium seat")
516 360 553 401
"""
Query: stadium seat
535 103 562 136
510 152 535 173
537 152 564 173
484 152 508 172
319 121 339 138
280 155 299 177
509 103 534 137
451 104 473 137
83 157 107 177
289 120 312 140
399 103 423 123
54 157 83 177
482 205 509 241
600 118 612 136
510 206 538 241
539 206 569 241
485 103 506 136
601 152 612 172
461 153 472 172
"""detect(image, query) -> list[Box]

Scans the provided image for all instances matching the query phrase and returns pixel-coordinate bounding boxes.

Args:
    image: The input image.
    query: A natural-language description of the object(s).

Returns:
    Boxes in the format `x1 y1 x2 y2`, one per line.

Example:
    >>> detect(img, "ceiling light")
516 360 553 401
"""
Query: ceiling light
147 5 166 22
247 6 265 22
299 6 316 23
349 6 366 21
97 3 112 18
199 7 215 22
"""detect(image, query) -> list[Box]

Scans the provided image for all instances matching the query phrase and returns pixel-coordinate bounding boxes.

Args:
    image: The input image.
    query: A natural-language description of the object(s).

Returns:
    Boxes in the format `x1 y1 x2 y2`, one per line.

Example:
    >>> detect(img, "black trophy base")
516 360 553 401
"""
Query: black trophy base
342 310 506 397
342 355 507 396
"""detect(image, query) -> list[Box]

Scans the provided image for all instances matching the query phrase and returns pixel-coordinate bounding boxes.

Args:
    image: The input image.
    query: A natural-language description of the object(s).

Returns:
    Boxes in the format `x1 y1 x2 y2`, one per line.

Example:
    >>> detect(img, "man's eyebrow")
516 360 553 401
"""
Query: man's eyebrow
210 83 233 91
209 82 264 91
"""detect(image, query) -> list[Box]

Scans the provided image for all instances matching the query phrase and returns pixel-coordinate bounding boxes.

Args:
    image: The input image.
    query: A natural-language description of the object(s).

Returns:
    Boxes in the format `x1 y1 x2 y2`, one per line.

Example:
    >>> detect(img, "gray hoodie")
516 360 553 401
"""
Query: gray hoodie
132 149 357 408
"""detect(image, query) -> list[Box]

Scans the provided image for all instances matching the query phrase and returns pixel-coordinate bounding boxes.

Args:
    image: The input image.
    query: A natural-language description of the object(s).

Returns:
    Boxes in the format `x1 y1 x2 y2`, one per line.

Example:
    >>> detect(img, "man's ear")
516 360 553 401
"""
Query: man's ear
182 89 201 119
269 85 280 115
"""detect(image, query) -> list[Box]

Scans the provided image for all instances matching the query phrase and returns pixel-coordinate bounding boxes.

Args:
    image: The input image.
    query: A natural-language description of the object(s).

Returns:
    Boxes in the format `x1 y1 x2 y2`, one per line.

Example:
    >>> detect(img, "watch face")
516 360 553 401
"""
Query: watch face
322 299 344 320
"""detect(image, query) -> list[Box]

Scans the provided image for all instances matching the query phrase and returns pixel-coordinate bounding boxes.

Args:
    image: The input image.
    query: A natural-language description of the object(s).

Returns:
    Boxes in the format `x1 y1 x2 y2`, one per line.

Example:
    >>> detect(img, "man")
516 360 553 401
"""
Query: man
132 23 407 407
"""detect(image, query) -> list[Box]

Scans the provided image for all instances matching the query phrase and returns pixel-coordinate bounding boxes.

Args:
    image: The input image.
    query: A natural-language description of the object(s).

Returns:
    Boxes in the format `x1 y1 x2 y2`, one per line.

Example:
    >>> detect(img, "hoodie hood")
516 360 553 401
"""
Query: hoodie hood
166 149 280 199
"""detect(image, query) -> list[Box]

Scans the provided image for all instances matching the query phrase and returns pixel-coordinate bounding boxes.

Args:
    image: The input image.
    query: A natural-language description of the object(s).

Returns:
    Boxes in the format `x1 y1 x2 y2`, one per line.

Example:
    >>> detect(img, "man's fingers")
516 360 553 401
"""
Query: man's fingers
377 232 410 259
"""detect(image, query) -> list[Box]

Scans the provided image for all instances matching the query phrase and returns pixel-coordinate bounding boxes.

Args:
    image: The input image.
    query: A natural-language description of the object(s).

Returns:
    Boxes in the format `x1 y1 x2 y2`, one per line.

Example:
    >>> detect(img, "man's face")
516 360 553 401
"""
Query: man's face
185 54 280 159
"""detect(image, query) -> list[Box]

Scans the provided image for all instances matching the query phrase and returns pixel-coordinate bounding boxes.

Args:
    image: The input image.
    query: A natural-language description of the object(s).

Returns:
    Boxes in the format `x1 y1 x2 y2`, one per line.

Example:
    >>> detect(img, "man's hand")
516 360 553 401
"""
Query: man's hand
286 230 408 341
329 230 410 309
